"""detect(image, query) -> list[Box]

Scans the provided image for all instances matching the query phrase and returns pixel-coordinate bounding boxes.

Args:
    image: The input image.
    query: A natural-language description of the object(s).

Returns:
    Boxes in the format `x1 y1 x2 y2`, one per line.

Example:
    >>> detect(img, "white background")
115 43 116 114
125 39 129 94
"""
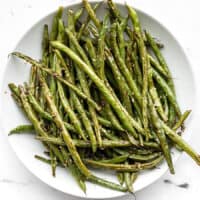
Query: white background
1 0 200 199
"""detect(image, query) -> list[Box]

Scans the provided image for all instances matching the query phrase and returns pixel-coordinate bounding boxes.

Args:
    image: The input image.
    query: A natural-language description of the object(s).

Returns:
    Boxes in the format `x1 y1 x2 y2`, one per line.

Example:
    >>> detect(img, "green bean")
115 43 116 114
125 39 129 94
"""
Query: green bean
105 47 128 93
101 128 120 141
54 50 80 115
116 28 134 117
40 25 49 110
97 14 107 78
84 39 97 67
84 156 164 172
131 43 143 88
49 7 63 97
39 28 50 109
60 146 87 193
127 5 150 140
42 25 49 65
145 31 175 94
34 67 40 101
87 24 99 38
131 173 138 185
114 148 149 157
162 122 200 165
39 75 92 177
132 149 156 155
50 7 63 41
145 36 164 49
126 132 139 146
148 67 167 121
105 48 133 129
82 0 101 29
12 52 100 111
27 90 52 120
168 103 176 126
163 95 169 117
107 0 121 21
50 149 57 177
104 106 124 131
120 16 128 30
9 87 77 133
74 8 84 23
117 22 125 60
35 155 64 168
57 19 66 43
77 2 101 39
9 1 197 193
89 85 102 148
36 136 160 149
152 68 181 116
49 54 58 100
65 28 92 68
55 52 87 141
88 175 127 192
57 81 87 140
100 155 129 164
9 82 27 106
50 41 143 134
75 74 98 151
9 90 24 108
117 172 124 185
76 74 97 145
71 164 87 193
138 133 144 147
125 43 134 76
9 124 34 135
148 95 174 174
29 66 37 95
110 23 142 106
70 14 99 149
129 152 161 162
23 85 77 134
173 110 191 131
95 115 112 128
124 162 133 192
85 110 123 131
108 1 132 39
149 55 168 79
18 86 64 163
53 49 69 70
9 83 20 97
67 15 99 151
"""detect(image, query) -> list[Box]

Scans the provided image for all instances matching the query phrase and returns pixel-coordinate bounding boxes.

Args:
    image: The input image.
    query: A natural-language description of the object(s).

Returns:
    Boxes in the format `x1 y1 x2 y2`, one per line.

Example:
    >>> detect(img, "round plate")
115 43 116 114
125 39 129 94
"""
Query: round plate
0 0 196 199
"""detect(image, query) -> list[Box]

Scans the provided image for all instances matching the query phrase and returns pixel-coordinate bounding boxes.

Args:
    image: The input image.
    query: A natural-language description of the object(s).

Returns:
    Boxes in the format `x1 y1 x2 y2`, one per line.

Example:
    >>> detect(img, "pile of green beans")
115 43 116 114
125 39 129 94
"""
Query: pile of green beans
9 0 200 193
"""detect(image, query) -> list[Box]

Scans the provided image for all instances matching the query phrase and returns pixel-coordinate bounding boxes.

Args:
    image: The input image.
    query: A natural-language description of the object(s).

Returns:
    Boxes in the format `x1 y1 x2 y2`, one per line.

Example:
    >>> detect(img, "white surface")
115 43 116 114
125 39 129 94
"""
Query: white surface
1 1 196 198
0 0 200 200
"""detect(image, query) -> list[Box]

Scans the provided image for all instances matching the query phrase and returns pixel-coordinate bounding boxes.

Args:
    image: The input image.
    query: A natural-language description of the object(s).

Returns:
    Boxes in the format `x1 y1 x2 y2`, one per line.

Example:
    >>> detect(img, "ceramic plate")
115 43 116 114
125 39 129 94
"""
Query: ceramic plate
0 0 196 199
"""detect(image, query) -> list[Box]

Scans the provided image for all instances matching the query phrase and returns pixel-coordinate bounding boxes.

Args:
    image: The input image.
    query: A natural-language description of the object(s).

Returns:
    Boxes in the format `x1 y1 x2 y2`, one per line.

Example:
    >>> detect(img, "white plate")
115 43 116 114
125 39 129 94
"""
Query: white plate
0 0 197 199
